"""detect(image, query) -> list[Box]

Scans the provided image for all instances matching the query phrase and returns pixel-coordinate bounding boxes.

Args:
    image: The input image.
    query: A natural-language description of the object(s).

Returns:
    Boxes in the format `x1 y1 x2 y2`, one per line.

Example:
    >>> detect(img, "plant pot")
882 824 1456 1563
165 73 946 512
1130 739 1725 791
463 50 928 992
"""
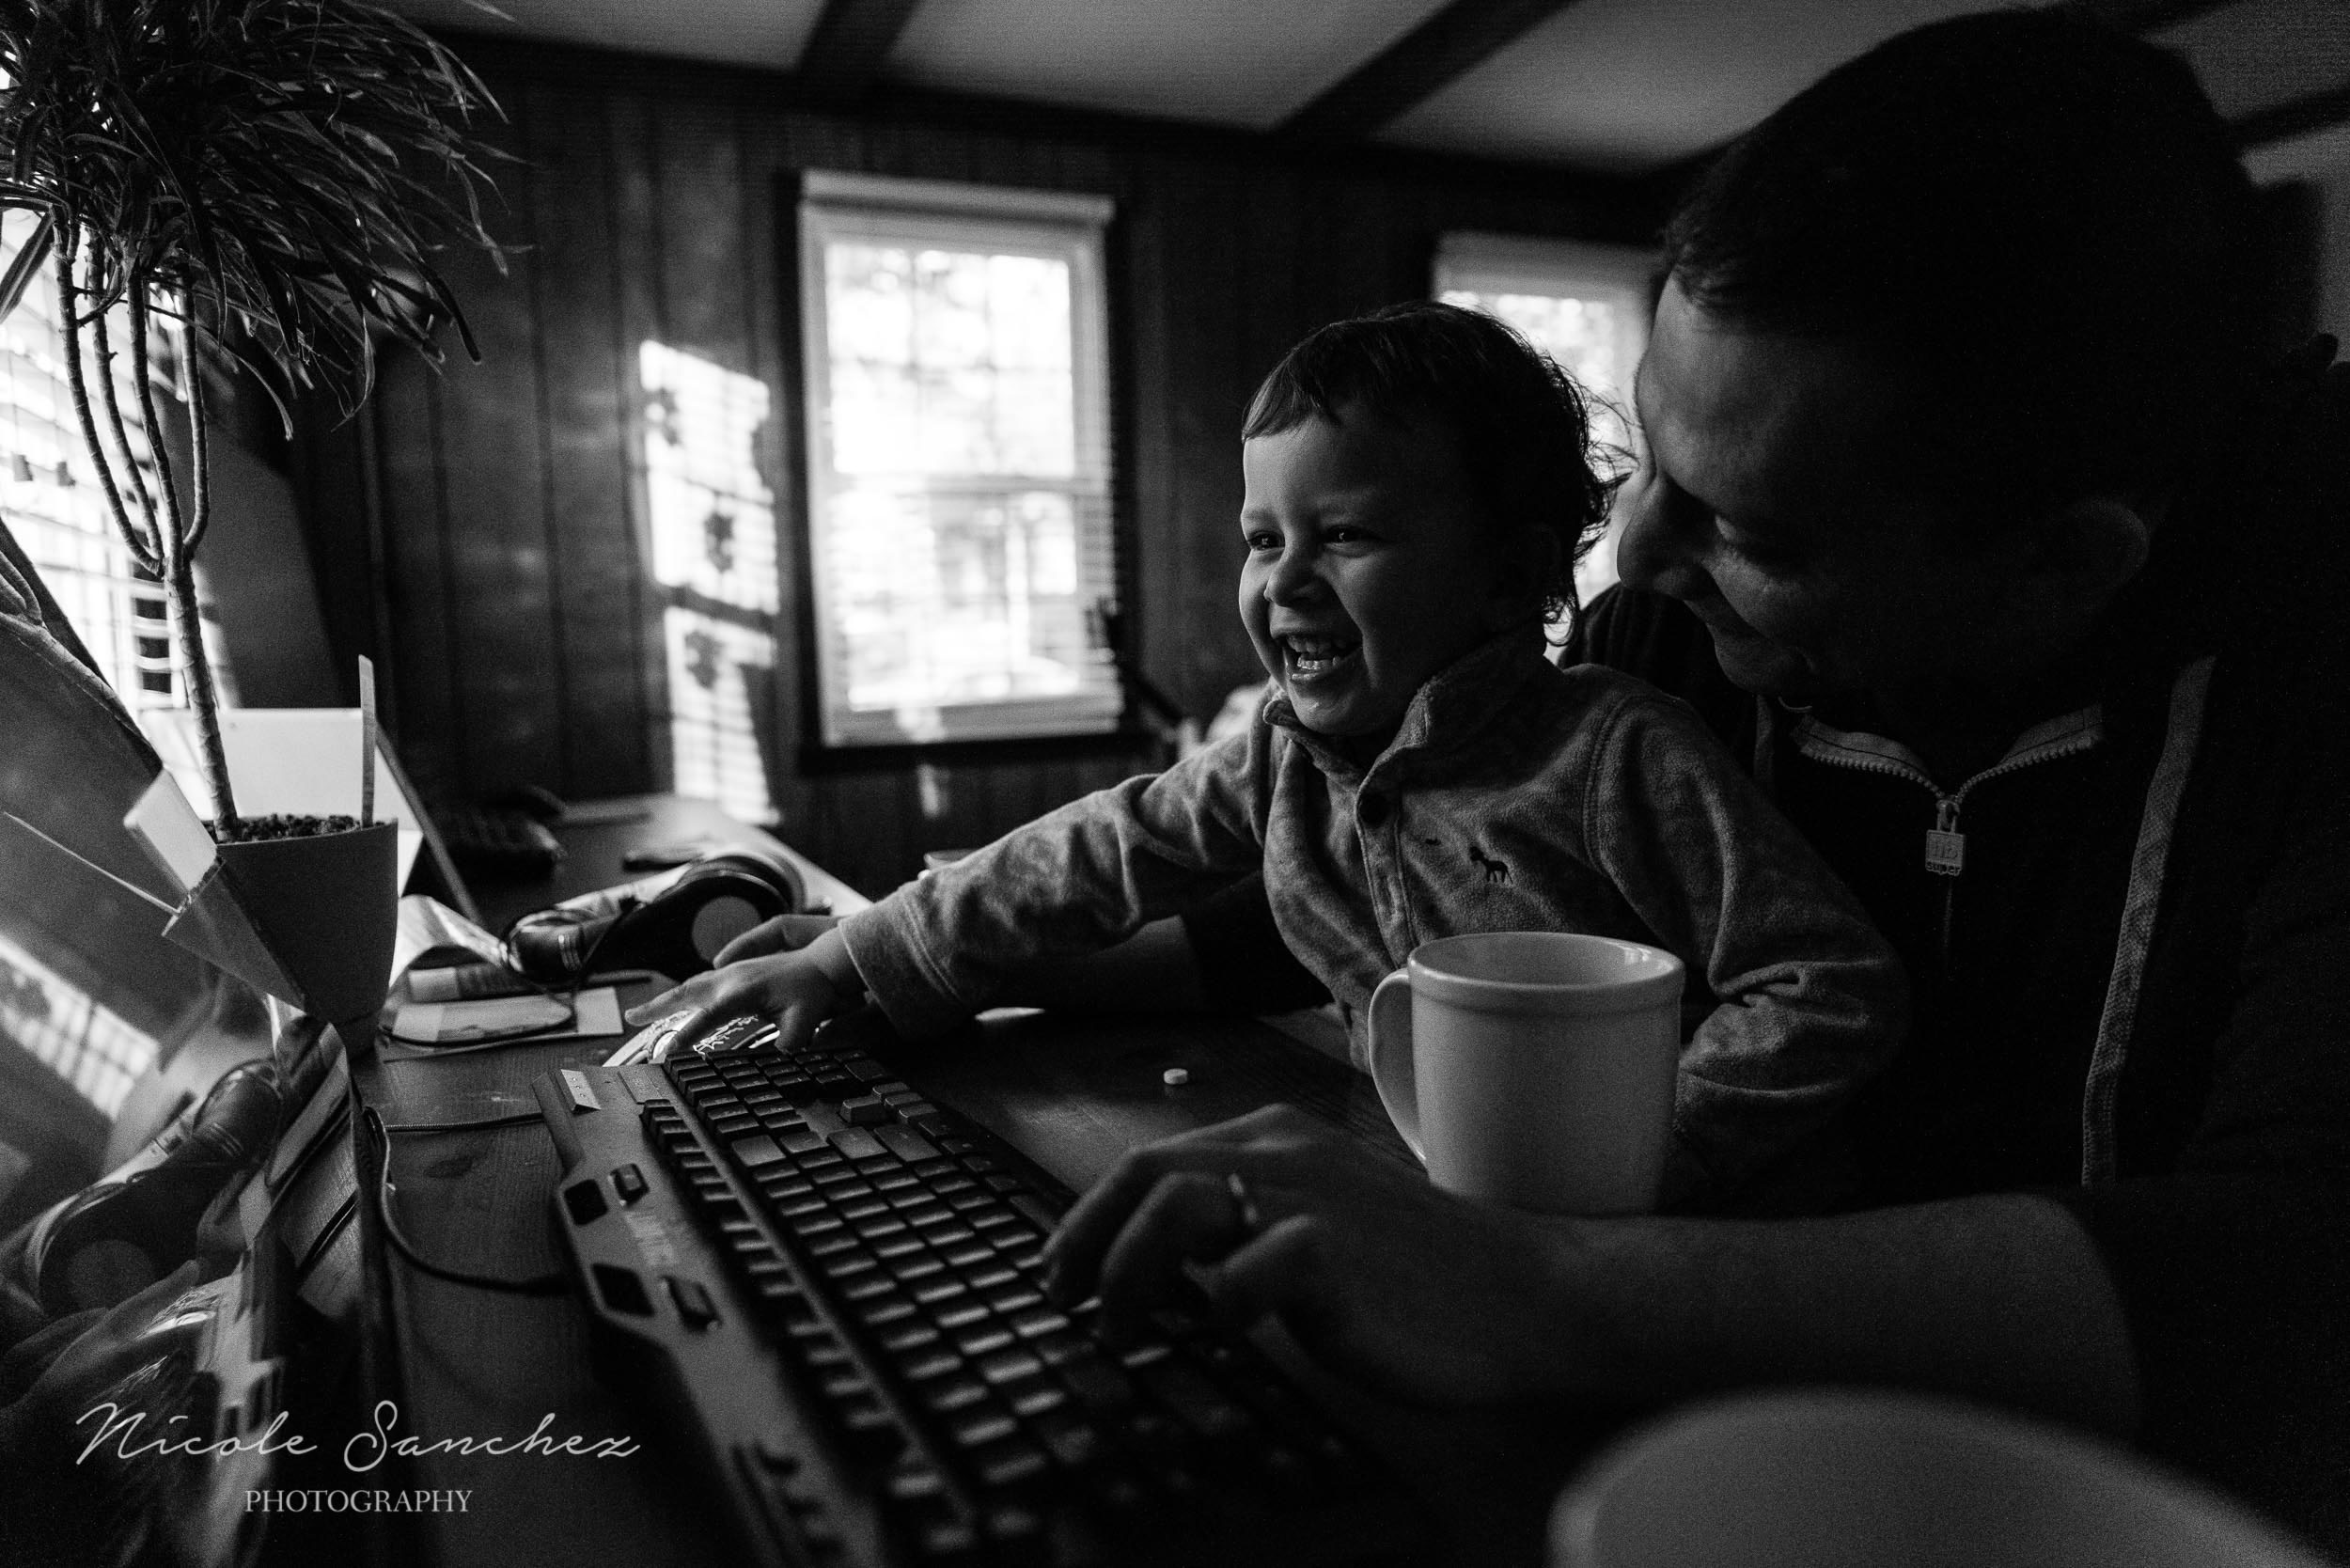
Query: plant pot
163 819 400 1037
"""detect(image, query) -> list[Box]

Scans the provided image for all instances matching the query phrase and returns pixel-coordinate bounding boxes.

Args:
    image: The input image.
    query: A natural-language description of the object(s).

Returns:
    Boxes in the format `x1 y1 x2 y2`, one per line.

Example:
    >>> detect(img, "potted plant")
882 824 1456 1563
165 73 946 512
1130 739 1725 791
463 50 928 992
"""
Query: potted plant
0 0 506 1027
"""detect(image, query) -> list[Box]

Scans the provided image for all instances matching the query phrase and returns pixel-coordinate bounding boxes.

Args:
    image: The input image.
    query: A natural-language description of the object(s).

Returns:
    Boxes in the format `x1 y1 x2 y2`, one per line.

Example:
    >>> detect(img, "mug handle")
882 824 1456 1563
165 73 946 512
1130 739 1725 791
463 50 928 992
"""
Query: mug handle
1365 968 1425 1164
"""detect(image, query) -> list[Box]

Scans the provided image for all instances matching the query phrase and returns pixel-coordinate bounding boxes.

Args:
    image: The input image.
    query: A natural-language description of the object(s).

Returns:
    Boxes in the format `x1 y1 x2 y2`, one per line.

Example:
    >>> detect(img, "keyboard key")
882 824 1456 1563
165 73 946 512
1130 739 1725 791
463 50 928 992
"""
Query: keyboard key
912 1278 969 1307
1010 1381 1070 1421
932 1300 991 1331
920 1370 992 1413
965 1264 1020 1294
844 1058 892 1082
872 1233 929 1261
877 1321 941 1355
874 1124 942 1162
985 1287 1043 1317
901 1348 964 1382
840 1095 891 1125
728 1133 786 1168
955 1326 1015 1358
1010 1195 1060 1232
889 1254 947 1283
975 1347 1042 1384
831 1128 888 1162
885 1465 948 1501
858 1294 919 1328
967 1435 1049 1490
777 1128 827 1156
948 1409 1018 1450
1010 1309 1071 1341
939 1237 991 1265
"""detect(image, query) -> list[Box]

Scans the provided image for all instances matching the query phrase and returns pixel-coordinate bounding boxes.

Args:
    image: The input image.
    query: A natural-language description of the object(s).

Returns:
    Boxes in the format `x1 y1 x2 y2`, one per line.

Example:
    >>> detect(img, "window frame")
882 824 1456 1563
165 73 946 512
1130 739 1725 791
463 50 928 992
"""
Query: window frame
1433 230 1659 606
793 171 1122 754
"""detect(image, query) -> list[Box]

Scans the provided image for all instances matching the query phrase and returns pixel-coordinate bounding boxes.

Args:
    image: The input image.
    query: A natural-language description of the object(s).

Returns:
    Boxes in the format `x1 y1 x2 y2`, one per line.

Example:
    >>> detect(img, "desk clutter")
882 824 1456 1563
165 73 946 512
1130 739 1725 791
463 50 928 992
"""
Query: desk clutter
540 1026 1429 1567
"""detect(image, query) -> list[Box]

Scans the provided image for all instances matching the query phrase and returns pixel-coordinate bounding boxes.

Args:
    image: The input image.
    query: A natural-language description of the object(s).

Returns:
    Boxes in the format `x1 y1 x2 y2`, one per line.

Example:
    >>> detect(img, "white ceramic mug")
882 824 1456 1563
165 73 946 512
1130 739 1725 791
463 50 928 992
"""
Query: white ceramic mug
1367 932 1684 1215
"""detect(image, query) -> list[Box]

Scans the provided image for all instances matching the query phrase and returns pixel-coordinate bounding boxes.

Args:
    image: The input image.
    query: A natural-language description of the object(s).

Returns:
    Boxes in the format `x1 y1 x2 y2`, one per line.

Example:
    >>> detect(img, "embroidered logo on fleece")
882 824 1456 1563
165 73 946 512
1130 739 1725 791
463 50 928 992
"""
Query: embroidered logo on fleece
1467 845 1511 885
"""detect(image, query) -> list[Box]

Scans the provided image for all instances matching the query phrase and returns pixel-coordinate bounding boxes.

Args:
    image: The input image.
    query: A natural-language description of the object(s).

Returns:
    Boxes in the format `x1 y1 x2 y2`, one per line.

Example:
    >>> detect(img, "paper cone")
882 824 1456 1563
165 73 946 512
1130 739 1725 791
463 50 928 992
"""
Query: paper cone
163 821 400 1027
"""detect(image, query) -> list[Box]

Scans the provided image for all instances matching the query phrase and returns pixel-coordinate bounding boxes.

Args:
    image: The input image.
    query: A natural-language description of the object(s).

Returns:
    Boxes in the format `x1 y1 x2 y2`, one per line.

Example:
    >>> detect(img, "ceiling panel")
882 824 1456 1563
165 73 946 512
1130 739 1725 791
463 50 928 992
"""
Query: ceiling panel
2154 0 2350 119
886 0 1453 131
383 0 825 75
1378 0 2060 175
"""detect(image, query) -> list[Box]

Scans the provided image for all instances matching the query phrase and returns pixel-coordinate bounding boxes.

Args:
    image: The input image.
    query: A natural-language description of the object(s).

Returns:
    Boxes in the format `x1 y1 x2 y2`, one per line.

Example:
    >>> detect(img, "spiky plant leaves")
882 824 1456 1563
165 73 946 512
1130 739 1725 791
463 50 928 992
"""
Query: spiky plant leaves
0 0 509 829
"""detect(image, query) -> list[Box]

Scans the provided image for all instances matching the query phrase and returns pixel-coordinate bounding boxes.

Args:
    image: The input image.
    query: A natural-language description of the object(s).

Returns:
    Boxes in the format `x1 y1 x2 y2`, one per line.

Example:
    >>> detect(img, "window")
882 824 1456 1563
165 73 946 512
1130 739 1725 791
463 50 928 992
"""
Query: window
1434 232 1654 602
0 210 219 712
799 172 1119 748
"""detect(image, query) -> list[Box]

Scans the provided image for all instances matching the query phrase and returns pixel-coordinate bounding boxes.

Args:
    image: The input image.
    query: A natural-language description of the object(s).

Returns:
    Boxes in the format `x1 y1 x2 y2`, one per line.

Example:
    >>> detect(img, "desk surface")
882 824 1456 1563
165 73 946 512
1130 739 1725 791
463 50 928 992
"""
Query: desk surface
351 806 1604 1568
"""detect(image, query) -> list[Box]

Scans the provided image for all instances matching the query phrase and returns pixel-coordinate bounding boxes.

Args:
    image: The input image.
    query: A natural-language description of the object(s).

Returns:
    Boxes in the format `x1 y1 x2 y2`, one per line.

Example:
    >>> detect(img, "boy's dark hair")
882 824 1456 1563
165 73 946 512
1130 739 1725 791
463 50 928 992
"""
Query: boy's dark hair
1663 9 2266 514
1243 300 1618 635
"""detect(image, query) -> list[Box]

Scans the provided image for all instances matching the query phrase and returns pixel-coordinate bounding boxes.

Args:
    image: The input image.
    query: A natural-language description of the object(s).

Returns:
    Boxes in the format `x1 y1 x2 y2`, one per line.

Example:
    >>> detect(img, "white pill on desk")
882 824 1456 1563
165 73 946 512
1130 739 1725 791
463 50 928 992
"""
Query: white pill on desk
1163 1067 1189 1087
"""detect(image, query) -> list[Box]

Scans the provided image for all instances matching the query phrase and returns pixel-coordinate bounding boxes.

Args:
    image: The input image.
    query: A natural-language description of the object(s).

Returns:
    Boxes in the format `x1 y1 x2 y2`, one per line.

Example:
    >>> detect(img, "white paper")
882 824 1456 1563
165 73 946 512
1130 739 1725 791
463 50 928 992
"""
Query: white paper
138 707 426 887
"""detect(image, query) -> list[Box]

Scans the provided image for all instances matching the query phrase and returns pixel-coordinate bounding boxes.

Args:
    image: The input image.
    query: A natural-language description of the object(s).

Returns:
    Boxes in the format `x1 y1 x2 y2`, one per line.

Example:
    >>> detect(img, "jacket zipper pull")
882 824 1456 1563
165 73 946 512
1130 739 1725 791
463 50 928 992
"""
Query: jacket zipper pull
1924 797 1965 877
1927 795 1964 971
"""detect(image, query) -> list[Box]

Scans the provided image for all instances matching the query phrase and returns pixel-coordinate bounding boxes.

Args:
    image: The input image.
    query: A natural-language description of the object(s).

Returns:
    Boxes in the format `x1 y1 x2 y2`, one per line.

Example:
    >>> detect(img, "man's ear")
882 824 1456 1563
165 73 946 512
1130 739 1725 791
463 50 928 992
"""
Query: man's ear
2017 495 2153 611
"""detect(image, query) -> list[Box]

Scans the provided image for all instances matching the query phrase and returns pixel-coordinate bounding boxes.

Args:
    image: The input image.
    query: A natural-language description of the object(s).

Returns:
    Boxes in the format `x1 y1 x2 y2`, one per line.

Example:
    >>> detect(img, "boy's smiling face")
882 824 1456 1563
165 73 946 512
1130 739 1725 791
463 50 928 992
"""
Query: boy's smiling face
1238 406 1521 756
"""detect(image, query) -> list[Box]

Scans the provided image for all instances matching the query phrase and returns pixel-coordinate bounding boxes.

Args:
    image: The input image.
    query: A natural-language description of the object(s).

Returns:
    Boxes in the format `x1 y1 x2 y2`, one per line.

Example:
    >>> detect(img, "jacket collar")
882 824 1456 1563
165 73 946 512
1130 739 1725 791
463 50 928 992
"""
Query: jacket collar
1262 626 1553 780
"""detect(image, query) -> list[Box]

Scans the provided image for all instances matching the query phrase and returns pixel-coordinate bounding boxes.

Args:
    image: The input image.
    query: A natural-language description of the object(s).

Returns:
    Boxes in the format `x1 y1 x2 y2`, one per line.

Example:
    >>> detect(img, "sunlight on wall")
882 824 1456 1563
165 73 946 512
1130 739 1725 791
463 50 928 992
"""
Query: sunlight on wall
640 341 778 824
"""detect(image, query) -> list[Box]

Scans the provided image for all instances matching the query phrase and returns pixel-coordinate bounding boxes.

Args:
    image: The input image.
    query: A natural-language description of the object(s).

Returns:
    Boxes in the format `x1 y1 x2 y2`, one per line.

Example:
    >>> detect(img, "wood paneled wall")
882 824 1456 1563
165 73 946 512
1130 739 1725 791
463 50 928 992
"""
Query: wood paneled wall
291 36 1660 899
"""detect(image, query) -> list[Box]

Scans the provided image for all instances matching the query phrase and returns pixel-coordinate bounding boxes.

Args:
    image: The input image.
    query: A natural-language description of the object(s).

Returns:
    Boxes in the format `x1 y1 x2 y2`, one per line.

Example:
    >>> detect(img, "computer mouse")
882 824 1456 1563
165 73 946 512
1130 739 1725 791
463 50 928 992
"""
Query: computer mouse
604 1009 778 1065
605 1008 698 1066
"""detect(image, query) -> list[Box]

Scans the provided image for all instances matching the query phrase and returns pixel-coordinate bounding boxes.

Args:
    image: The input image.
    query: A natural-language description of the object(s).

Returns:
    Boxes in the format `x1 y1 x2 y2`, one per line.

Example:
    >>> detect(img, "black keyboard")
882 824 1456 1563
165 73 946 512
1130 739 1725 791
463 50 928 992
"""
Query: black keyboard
535 1034 1430 1568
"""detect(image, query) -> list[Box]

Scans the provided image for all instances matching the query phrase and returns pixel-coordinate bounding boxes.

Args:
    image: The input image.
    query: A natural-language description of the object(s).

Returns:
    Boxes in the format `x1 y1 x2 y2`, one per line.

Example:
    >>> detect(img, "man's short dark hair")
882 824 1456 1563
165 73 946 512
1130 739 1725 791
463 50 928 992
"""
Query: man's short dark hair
1663 9 2266 512
1244 300 1618 633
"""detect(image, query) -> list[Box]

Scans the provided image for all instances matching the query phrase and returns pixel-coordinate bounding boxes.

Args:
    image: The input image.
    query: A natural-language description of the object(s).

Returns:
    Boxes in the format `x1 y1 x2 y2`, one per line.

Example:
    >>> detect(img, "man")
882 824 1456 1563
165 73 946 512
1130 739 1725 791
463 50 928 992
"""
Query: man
1042 11 2350 1552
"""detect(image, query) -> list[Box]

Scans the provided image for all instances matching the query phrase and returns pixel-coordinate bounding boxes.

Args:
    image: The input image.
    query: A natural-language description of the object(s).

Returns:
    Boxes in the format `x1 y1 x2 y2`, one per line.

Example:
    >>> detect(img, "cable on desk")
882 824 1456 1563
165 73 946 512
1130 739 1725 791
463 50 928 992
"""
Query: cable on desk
360 1105 570 1295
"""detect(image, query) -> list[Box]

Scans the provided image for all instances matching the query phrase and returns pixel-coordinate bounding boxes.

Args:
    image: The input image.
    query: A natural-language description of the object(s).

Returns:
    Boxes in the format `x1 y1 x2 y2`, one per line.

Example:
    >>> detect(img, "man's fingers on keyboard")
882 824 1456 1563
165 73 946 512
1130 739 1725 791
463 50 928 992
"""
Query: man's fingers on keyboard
1045 1140 1283 1305
1205 1215 1320 1331
1093 1171 1247 1335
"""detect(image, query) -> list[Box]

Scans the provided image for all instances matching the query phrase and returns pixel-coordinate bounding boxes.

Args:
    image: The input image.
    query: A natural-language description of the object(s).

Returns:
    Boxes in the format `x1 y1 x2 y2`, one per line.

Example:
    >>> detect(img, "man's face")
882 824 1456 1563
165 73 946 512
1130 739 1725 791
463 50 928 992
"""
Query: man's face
1616 279 2027 708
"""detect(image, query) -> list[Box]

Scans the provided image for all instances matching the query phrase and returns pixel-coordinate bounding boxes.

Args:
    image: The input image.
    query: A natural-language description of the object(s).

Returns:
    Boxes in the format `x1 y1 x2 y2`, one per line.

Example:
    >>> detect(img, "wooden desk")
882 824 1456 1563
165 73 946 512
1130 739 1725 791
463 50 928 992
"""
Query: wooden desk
349 808 1604 1568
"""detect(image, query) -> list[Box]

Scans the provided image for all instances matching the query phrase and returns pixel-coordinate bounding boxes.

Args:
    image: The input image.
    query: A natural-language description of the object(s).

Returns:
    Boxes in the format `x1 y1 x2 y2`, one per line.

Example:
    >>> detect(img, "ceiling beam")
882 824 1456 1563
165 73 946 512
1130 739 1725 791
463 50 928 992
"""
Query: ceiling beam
1279 0 1585 145
2066 0 2243 34
2232 79 2350 149
795 0 926 107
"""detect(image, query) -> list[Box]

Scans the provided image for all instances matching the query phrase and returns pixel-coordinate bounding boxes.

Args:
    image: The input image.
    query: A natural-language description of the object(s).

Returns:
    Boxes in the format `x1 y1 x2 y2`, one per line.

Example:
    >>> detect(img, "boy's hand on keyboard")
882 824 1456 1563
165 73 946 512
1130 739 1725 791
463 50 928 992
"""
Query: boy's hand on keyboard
622 926 866 1058
1040 1105 1578 1408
